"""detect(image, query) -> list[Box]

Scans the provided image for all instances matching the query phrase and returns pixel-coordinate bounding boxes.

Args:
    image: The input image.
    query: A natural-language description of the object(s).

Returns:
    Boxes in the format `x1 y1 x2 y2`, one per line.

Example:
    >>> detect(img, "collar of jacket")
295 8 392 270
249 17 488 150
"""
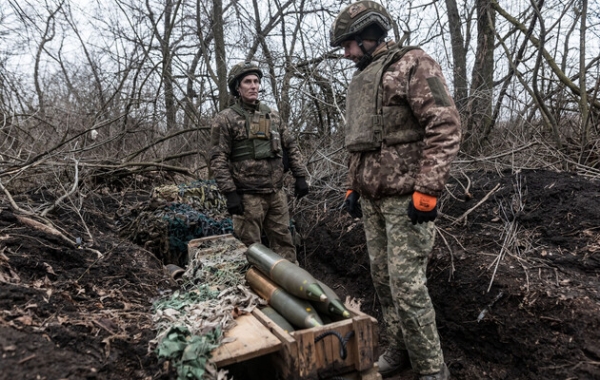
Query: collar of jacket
236 98 261 113
372 40 398 60
357 40 398 71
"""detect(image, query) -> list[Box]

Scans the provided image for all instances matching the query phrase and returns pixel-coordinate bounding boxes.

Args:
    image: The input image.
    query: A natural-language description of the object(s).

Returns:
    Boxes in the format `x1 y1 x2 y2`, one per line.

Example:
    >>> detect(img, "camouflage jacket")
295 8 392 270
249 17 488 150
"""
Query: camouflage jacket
210 100 308 194
347 42 461 199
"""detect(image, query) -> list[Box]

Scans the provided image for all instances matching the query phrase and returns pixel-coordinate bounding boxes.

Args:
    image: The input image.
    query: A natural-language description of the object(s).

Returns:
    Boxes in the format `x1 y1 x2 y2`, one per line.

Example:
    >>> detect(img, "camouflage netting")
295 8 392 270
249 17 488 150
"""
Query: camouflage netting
151 235 263 380
116 180 233 266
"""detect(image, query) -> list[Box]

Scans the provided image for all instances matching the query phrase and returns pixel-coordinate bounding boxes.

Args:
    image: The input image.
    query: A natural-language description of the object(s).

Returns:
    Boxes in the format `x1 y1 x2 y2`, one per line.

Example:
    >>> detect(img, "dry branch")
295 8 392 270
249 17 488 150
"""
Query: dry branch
451 183 501 226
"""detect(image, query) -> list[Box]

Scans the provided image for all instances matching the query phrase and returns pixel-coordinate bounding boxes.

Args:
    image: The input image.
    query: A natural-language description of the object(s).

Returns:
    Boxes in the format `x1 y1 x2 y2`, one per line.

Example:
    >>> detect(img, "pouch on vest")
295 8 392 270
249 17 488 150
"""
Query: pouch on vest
270 130 282 155
249 113 270 139
252 138 273 159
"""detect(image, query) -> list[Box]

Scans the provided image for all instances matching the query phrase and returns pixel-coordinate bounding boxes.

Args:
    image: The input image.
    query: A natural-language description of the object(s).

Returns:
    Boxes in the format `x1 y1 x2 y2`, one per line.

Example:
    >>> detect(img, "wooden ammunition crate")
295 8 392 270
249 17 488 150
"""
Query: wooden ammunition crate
211 308 381 380
188 235 381 380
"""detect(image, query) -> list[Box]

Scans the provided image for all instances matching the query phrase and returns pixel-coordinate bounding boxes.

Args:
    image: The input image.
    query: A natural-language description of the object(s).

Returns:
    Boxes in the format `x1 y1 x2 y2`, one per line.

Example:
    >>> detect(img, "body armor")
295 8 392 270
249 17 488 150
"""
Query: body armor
345 46 424 152
230 102 282 161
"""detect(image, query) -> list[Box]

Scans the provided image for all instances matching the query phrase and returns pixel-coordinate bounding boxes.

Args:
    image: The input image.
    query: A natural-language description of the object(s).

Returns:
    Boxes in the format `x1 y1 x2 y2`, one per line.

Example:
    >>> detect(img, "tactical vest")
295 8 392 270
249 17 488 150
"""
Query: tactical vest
345 46 424 152
230 102 282 161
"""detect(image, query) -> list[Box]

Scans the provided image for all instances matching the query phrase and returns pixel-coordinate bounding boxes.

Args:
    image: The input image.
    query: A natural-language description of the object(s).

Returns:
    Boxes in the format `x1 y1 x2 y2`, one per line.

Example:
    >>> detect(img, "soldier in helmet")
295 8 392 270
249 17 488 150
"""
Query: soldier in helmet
331 2 461 380
209 61 309 263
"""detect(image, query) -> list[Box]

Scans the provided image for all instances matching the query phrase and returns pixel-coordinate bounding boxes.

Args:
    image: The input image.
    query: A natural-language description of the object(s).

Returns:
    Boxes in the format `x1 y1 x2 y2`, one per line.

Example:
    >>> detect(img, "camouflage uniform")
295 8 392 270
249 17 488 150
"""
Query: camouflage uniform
210 99 308 261
346 43 461 375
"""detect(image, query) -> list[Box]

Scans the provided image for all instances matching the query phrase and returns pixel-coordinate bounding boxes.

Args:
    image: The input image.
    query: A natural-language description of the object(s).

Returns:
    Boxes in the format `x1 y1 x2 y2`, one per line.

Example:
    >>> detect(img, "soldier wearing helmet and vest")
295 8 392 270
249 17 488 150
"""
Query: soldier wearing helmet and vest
331 2 460 379
210 61 309 262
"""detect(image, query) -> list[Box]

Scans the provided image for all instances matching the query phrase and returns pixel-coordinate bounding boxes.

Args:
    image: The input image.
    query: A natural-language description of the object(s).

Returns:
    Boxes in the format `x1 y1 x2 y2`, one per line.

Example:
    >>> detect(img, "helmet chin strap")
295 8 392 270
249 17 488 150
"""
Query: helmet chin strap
354 35 379 70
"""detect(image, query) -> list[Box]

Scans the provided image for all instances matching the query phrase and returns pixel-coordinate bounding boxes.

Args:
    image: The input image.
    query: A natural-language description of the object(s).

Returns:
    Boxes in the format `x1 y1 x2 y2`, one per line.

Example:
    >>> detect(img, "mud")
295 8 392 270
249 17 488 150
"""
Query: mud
1 169 599 380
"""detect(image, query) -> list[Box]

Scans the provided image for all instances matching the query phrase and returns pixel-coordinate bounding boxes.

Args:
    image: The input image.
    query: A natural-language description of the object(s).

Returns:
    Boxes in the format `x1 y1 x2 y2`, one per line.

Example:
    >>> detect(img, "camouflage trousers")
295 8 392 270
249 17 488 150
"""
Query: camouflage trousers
361 194 443 375
233 189 296 262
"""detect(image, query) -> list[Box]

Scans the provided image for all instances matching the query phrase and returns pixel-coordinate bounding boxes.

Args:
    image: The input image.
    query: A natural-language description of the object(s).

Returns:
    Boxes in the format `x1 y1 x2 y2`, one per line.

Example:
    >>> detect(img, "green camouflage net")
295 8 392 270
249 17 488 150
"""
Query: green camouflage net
117 180 233 266
151 235 265 380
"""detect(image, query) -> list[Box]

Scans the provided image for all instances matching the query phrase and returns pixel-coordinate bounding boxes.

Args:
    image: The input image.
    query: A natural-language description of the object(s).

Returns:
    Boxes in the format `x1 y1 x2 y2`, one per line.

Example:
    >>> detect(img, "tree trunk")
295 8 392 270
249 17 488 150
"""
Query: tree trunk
445 0 469 114
464 0 495 152
212 0 228 111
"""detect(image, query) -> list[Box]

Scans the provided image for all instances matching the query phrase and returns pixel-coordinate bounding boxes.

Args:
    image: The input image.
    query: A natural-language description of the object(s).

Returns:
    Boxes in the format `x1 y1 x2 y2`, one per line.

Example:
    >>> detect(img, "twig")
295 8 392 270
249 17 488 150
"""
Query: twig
477 291 504 322
0 179 35 216
435 226 455 280
18 354 36 364
451 183 501 226
41 158 80 217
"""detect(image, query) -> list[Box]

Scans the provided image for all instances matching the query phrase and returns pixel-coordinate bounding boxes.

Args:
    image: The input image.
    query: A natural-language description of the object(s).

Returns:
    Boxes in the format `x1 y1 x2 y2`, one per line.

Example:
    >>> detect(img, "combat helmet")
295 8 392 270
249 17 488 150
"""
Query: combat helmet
228 61 263 97
330 1 393 47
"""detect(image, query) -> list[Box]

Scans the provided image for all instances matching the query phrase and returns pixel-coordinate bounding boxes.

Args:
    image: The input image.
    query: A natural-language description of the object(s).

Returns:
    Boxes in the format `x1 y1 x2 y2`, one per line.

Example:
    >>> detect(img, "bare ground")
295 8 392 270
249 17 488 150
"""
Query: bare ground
1 169 599 380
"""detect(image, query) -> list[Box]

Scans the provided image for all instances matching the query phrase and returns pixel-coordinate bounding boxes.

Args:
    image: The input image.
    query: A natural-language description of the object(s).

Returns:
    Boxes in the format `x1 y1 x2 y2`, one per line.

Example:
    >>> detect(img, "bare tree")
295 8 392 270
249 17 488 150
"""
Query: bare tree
464 0 495 151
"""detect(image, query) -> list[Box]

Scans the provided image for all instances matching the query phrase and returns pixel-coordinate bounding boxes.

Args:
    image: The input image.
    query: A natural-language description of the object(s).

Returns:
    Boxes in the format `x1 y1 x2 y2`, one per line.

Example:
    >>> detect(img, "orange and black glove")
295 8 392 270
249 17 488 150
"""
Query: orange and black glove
343 190 363 219
407 191 438 225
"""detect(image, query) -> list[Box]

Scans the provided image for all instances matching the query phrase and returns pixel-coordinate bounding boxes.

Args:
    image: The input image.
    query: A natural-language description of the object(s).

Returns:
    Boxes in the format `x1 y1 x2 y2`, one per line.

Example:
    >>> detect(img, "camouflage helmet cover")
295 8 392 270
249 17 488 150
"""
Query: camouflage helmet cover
329 1 393 47
227 61 263 96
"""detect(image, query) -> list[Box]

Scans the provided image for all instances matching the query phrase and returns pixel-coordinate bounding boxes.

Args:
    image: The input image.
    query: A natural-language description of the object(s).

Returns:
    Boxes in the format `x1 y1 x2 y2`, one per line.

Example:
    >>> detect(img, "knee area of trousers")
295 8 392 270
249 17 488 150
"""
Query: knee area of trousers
403 309 436 331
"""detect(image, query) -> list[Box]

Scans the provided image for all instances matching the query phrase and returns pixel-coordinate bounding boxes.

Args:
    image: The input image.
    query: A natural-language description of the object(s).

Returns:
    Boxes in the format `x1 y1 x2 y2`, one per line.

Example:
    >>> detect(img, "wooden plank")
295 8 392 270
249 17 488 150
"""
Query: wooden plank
252 308 296 345
311 319 358 378
253 308 298 380
295 328 318 378
351 315 377 372
211 314 282 367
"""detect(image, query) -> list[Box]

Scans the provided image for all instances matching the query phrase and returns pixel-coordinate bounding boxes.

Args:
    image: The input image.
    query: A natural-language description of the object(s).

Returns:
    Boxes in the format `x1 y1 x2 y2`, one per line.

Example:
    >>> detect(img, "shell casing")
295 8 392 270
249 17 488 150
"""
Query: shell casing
246 243 328 303
246 267 323 329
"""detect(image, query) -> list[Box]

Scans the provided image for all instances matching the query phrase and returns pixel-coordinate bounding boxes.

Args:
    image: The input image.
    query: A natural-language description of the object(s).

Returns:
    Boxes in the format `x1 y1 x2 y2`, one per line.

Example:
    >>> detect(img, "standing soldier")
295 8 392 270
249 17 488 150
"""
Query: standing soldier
210 61 309 263
330 2 461 379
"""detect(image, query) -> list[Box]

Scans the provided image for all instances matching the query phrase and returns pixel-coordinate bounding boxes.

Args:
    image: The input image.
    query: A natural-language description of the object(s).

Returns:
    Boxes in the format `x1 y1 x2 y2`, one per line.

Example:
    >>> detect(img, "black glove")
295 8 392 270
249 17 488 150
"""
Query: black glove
294 177 309 199
407 192 438 225
343 190 363 219
225 191 244 216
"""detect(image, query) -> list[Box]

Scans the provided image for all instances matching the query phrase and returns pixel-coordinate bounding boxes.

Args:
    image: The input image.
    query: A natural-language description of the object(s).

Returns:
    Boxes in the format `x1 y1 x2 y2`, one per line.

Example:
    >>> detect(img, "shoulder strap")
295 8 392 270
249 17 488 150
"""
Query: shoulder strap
375 46 421 114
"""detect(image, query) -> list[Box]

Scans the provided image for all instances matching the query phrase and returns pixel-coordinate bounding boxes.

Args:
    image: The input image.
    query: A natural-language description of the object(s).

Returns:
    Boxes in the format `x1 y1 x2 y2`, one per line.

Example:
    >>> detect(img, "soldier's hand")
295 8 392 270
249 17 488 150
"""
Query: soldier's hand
407 191 438 225
343 190 363 219
294 177 309 199
225 191 244 215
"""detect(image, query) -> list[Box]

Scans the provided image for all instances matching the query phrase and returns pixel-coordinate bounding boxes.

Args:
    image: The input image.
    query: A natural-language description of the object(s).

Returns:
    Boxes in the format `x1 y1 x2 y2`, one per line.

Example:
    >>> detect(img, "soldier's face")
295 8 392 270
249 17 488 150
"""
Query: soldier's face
238 74 261 104
341 39 377 64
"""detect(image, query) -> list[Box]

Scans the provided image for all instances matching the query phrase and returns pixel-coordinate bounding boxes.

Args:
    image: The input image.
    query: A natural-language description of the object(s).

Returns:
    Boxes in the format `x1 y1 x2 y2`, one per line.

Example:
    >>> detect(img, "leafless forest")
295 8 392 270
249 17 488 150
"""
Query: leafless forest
1 0 599 203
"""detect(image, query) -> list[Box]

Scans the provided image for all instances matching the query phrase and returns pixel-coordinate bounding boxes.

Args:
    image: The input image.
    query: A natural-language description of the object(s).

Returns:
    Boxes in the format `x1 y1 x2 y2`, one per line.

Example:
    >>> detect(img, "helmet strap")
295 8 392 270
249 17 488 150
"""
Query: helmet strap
354 35 378 70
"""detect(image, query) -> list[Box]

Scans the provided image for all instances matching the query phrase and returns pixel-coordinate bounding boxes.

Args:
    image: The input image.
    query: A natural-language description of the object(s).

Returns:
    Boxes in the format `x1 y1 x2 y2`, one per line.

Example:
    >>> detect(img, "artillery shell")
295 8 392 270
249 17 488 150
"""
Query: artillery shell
260 306 295 333
314 280 352 320
246 267 323 329
246 243 328 303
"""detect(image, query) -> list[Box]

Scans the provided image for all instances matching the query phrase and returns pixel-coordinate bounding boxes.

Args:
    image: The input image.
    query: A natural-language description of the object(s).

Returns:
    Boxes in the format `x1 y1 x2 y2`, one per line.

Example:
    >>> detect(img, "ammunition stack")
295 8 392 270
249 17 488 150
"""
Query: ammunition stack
245 243 353 331
188 235 381 380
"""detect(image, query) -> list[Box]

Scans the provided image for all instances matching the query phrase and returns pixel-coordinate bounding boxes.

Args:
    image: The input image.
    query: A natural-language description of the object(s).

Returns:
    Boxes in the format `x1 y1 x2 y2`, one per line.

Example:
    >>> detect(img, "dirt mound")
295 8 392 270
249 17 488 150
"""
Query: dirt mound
299 169 600 380
1 169 599 380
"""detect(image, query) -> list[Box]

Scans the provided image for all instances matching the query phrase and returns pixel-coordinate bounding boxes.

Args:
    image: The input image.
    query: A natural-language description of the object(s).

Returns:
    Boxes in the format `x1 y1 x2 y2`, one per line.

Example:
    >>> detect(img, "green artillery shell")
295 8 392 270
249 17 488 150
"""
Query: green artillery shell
314 280 352 320
246 243 328 303
246 267 323 329
260 306 295 333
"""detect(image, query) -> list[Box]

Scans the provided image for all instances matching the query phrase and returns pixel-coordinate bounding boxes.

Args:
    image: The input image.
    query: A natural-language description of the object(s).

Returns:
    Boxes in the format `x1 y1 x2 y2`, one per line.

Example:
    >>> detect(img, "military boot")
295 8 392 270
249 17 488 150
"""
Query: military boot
419 363 450 380
377 346 411 377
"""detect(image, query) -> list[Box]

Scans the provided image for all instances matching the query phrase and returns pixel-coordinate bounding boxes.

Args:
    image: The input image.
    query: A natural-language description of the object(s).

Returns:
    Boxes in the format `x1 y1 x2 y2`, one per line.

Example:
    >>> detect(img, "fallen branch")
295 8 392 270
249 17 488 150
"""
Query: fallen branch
15 215 103 259
451 183 501 226
15 215 74 244
0 179 35 216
